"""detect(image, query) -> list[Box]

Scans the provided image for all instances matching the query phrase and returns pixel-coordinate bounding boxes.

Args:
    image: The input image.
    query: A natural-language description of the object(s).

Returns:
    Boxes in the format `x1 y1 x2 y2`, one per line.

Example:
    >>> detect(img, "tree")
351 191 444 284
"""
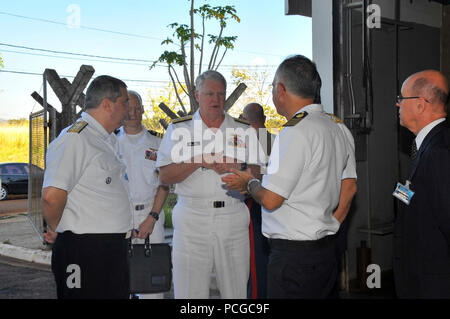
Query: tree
230 67 285 131
143 68 286 134
151 0 240 114
144 84 189 132
0 53 4 69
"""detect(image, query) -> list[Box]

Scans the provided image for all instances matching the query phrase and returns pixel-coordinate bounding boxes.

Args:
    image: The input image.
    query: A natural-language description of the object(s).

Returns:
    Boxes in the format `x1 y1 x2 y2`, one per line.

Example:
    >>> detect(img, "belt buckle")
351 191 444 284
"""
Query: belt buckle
213 201 225 208
135 204 145 211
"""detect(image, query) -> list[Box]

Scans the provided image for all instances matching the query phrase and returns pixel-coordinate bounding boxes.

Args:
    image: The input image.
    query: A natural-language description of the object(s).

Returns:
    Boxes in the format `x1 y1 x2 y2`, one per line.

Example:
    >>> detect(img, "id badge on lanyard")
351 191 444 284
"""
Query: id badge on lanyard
393 146 419 205
392 180 415 205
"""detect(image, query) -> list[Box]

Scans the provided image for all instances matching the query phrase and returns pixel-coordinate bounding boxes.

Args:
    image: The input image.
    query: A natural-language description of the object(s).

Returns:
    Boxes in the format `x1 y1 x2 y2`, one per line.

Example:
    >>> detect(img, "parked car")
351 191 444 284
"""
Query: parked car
0 162 43 201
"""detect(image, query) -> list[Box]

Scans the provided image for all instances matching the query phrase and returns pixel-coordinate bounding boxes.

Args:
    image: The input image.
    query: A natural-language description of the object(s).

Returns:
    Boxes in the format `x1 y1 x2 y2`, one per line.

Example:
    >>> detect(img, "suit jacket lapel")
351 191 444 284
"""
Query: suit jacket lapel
408 121 448 182
417 121 447 156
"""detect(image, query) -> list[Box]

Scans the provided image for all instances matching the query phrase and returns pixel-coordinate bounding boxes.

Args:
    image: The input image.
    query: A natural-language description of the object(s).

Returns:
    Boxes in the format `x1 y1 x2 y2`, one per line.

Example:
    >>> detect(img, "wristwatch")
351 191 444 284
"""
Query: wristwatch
247 178 260 194
149 211 159 221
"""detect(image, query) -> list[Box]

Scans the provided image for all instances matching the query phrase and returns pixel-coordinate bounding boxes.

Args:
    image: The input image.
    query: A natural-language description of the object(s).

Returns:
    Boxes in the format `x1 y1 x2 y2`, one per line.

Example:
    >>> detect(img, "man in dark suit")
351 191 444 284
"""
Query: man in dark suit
394 70 450 298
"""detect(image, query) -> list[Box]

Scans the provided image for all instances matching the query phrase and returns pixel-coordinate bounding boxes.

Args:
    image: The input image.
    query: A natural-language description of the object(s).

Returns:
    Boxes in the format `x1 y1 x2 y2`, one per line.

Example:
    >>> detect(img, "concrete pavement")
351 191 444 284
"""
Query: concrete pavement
0 213 226 299
0 214 51 265
0 213 174 266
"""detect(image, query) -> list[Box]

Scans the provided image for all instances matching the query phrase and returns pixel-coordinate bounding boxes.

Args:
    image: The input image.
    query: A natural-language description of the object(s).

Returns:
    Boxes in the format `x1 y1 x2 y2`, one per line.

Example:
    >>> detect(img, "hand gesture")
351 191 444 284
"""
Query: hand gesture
221 168 253 193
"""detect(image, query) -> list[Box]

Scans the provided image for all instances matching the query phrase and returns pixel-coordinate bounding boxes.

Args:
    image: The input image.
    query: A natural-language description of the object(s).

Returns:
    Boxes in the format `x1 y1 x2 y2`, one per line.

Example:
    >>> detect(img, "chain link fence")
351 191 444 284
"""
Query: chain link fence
27 110 47 242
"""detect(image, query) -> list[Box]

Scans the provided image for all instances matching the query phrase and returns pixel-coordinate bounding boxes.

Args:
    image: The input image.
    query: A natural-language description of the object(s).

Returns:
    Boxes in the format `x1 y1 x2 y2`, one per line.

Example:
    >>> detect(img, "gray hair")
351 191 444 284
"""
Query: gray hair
195 70 227 92
275 55 322 101
127 90 143 109
84 75 127 110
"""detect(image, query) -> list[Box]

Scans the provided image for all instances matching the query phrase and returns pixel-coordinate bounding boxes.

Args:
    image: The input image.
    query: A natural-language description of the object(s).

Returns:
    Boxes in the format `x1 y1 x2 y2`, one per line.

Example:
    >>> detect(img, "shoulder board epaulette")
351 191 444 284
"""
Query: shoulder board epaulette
114 128 121 135
68 121 88 133
283 111 308 127
172 115 193 124
148 129 164 138
326 113 343 124
233 117 250 125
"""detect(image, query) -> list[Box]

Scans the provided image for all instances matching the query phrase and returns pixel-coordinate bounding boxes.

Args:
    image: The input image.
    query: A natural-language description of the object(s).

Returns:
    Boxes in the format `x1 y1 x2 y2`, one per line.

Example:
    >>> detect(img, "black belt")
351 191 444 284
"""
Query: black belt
269 234 337 250
59 231 127 240
213 201 225 208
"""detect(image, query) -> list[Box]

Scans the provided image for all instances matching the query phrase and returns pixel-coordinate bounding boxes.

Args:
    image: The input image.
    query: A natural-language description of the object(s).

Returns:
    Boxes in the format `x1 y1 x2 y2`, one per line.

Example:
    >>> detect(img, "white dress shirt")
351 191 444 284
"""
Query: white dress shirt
415 118 446 149
156 110 263 200
117 127 161 206
43 112 132 234
261 104 349 241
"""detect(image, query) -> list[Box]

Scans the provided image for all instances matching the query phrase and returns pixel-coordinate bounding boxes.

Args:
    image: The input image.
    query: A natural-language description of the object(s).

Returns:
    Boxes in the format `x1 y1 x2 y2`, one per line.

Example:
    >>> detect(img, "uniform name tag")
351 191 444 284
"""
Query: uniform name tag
187 141 201 147
392 181 415 205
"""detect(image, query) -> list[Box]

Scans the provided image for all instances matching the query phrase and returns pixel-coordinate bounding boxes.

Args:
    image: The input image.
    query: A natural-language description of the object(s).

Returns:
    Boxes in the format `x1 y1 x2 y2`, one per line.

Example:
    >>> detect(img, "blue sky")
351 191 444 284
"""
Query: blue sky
0 0 312 119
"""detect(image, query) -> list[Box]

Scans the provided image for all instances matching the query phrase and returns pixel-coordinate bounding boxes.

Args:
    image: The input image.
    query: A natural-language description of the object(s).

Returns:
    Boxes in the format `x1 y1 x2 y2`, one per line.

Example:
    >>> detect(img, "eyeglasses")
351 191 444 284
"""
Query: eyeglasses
396 95 430 104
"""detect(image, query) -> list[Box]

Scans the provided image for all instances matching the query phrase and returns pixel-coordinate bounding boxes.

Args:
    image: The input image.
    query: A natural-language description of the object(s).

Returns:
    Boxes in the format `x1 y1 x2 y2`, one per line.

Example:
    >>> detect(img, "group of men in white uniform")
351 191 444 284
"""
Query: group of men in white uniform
42 54 357 299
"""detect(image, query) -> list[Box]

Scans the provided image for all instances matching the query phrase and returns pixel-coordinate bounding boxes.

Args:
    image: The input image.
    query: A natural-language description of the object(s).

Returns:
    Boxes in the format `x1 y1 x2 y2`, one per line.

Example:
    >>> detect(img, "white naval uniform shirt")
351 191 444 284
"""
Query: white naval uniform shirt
156 110 263 200
325 114 357 180
116 127 161 206
339 122 357 179
43 112 132 234
262 104 349 241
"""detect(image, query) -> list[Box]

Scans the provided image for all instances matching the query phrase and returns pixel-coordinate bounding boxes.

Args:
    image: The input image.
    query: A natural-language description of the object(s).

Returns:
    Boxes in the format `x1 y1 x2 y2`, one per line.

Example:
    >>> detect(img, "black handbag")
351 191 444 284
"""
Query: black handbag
127 235 172 294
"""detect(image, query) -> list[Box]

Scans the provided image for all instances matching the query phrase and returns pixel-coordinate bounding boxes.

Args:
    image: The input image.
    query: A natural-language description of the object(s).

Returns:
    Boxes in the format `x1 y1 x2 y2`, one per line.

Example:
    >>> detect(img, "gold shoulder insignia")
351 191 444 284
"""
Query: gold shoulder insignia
172 115 193 124
68 120 88 133
283 111 308 127
233 117 250 125
326 113 343 124
148 130 164 138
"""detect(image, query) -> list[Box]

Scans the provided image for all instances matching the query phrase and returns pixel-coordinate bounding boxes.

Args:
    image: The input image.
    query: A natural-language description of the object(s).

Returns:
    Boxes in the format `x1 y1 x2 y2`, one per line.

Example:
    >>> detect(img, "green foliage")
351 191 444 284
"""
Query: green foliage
151 50 184 68
0 53 3 69
163 193 178 229
195 4 240 26
150 0 240 114
168 23 195 43
207 35 237 49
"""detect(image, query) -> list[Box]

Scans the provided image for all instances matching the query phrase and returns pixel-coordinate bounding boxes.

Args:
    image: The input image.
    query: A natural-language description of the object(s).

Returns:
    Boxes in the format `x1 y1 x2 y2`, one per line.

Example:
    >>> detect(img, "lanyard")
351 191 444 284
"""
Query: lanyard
408 124 445 182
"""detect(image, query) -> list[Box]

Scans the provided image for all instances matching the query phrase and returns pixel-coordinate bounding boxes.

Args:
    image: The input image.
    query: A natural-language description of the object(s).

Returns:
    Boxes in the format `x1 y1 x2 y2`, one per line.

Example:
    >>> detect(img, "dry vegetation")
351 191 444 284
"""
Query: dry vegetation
0 120 29 163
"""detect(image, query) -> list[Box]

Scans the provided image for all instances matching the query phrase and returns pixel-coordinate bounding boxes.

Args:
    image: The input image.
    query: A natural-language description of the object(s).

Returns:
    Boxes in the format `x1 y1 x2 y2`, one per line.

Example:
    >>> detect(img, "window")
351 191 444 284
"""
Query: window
2 164 27 175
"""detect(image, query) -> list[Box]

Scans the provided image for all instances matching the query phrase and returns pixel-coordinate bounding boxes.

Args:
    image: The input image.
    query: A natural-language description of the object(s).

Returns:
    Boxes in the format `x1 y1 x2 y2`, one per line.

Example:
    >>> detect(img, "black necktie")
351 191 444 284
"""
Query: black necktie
411 140 418 161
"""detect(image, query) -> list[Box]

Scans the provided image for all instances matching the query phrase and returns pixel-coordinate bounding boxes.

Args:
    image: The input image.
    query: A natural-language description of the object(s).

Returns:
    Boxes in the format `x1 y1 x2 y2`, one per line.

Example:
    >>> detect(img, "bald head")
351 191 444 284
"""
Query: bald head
242 103 266 129
407 70 449 110
398 70 448 135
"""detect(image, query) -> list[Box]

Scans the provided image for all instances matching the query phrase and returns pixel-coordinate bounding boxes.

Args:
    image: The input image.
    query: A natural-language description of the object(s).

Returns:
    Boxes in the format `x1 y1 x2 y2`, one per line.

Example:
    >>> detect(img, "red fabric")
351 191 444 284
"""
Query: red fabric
246 198 258 299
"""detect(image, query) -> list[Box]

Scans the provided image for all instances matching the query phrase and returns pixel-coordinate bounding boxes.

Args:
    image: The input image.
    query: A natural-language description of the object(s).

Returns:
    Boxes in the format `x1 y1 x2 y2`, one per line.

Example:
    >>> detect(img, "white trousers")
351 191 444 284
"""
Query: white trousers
132 209 166 299
172 200 250 299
